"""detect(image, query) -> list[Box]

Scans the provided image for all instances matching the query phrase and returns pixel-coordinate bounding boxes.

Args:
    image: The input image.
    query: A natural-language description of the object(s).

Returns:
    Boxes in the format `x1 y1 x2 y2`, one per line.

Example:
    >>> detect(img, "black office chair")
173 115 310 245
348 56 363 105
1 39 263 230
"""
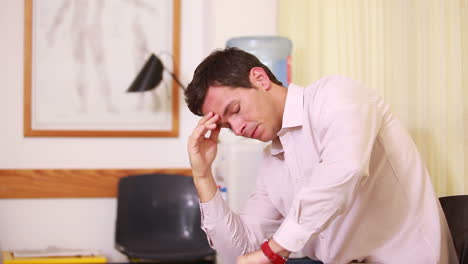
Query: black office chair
439 195 468 264
115 173 216 263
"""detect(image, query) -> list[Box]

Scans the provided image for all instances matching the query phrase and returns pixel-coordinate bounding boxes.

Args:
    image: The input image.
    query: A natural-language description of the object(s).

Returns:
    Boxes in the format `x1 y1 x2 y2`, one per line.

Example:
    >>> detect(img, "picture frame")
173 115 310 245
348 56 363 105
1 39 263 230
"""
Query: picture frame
24 0 180 137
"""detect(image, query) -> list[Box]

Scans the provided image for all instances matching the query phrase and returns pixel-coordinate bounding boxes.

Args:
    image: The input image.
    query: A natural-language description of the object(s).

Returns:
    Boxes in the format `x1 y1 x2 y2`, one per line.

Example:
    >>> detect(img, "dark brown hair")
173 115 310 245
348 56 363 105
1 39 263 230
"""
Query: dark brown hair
184 47 282 116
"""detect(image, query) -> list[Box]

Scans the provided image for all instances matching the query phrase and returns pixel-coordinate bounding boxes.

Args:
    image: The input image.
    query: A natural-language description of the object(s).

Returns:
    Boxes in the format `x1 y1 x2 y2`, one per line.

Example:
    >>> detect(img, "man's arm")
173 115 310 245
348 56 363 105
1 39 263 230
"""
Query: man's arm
189 115 285 263
187 111 220 202
274 77 384 252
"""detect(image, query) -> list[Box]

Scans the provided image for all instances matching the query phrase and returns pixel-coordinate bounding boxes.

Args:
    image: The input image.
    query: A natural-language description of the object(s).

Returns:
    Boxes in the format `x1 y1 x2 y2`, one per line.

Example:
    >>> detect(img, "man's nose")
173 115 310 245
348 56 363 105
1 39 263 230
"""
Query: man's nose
230 117 246 136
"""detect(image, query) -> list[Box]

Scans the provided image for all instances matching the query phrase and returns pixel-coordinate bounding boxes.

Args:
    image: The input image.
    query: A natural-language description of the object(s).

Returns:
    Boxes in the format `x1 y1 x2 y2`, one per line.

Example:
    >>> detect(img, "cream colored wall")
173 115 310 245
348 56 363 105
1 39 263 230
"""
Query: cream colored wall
279 0 468 196
0 0 277 261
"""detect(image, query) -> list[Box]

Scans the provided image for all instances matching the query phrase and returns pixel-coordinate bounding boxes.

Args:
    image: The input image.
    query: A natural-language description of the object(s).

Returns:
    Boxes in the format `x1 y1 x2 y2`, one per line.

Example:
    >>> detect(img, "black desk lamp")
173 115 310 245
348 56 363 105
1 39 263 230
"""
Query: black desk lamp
127 53 185 93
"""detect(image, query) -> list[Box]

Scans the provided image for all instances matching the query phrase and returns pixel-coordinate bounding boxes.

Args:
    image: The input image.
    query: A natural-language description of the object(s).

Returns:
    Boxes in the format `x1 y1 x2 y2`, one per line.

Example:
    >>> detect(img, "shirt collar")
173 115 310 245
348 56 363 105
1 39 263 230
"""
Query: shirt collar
270 83 304 156
279 83 304 132
269 137 282 156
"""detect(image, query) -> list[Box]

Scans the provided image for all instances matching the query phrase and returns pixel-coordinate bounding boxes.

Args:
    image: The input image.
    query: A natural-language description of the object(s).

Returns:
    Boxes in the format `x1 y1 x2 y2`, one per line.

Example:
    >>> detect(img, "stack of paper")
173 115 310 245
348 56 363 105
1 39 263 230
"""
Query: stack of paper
2 247 107 264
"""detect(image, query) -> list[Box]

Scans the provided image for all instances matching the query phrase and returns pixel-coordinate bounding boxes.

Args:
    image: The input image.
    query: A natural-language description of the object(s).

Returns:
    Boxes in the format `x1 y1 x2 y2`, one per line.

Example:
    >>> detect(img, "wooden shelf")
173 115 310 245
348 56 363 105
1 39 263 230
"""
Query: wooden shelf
0 169 192 198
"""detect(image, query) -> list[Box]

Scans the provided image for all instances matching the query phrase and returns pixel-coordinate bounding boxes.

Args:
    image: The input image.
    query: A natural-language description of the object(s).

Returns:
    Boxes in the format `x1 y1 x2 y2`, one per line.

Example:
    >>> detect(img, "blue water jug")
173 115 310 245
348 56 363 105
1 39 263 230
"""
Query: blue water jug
226 36 292 87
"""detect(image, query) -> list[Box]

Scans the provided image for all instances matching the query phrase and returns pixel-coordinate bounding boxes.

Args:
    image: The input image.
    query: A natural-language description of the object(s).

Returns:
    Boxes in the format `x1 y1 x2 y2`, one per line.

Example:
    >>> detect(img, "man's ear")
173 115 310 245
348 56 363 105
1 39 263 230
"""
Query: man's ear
249 67 271 90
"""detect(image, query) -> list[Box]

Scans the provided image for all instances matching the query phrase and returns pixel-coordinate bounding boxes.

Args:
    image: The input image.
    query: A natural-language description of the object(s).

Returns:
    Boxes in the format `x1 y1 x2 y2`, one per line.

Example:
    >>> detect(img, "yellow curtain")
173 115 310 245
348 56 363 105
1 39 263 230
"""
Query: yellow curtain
278 0 468 196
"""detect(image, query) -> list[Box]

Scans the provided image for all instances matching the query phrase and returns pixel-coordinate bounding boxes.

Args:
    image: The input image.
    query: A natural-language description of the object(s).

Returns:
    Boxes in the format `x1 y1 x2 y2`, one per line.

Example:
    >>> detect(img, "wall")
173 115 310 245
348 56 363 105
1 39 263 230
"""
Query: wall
0 0 277 261
278 0 468 196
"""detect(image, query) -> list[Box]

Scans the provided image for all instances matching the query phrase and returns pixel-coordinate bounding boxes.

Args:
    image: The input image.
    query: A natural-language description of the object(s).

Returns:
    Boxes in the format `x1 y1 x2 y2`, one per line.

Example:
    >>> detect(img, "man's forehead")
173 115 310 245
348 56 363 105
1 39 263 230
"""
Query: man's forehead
201 99 232 118
201 86 232 115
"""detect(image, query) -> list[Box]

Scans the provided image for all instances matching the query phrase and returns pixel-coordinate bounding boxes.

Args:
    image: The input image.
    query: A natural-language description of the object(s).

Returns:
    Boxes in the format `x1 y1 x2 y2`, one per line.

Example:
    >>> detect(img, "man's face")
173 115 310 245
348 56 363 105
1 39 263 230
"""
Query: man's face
201 85 281 142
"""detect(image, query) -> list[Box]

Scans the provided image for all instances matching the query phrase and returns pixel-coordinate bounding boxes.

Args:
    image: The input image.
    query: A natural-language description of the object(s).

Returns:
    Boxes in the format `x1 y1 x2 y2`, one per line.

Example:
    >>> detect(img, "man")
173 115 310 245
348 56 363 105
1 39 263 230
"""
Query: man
185 48 457 264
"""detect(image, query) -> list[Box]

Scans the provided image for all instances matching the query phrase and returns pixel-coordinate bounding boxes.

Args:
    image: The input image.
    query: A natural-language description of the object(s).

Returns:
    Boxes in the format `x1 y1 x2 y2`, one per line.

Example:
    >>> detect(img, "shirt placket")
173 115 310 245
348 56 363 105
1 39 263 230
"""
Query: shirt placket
280 130 303 187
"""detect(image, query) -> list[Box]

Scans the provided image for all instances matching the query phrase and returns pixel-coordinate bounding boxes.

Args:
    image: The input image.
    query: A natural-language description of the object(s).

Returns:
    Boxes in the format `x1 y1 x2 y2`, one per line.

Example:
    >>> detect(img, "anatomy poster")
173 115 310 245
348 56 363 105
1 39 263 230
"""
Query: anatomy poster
25 0 180 137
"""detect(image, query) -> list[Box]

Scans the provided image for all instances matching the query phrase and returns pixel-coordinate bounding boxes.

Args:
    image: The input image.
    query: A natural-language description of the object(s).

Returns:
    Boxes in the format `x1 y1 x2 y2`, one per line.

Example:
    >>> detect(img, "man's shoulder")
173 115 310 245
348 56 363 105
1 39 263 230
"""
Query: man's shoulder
303 75 378 106
304 75 362 92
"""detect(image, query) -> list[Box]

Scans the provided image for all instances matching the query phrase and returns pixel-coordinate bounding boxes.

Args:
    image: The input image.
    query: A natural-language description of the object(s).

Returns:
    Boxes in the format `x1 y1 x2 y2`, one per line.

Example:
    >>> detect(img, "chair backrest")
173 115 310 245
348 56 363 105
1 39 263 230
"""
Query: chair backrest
115 173 215 262
439 195 468 264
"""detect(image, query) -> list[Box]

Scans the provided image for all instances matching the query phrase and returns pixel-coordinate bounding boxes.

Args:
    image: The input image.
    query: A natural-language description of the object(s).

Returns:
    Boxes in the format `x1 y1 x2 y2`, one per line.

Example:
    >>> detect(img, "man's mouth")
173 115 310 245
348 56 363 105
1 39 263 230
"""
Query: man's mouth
251 125 258 138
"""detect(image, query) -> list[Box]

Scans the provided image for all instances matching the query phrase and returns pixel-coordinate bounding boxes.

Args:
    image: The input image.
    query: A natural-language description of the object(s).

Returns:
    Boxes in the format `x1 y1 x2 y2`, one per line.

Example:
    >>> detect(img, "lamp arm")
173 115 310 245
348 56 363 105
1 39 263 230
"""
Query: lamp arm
164 68 186 91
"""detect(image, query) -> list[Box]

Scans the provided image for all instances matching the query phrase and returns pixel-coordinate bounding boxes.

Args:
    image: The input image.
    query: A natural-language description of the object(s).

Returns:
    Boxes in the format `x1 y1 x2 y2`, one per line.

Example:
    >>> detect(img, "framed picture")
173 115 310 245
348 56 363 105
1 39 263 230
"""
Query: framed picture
24 0 180 137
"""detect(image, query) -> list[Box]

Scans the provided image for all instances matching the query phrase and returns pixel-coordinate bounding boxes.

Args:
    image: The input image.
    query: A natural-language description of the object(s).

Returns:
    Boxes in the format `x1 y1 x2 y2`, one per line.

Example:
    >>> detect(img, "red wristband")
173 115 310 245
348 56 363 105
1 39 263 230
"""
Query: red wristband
261 240 287 264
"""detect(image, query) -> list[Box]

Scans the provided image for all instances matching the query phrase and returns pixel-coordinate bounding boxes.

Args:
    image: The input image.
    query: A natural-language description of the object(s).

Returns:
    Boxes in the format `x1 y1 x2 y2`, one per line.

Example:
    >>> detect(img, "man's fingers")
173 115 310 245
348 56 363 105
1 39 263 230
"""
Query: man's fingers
210 126 221 142
197 112 220 127
204 113 220 128
189 121 217 144
191 114 219 139
189 123 209 143
189 113 220 151
196 112 212 126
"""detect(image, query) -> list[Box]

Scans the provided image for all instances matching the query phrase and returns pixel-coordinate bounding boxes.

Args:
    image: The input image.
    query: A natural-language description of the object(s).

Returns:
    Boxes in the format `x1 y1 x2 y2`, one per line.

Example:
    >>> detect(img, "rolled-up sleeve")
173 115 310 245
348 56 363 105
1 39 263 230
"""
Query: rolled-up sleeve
274 77 385 252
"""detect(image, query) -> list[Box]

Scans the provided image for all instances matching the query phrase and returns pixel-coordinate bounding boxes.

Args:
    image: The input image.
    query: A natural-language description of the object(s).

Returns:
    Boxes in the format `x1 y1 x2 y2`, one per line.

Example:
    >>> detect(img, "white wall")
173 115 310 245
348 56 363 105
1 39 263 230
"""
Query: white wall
0 0 277 261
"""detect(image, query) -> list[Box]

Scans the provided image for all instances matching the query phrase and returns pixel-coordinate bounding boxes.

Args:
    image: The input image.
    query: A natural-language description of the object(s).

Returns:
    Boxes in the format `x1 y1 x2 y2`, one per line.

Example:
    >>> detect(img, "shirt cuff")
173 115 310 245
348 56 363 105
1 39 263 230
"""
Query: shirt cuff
273 217 314 252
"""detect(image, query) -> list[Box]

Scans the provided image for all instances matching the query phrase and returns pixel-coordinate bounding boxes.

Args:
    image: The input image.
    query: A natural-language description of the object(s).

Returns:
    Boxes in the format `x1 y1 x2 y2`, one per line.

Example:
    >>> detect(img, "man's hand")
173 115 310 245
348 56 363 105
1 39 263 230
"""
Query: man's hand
237 239 291 264
187 112 221 202
268 239 291 259
236 250 270 264
188 112 220 178
237 239 290 264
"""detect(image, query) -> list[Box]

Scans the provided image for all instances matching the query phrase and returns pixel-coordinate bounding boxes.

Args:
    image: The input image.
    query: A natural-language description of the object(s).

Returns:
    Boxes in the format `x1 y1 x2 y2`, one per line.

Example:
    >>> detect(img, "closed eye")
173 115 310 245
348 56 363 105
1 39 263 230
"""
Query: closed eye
233 104 240 114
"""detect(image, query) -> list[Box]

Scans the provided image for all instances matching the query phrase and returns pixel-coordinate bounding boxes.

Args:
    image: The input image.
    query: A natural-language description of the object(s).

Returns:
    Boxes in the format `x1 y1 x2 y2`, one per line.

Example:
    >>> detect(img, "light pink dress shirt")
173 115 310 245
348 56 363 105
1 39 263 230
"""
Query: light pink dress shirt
200 76 458 264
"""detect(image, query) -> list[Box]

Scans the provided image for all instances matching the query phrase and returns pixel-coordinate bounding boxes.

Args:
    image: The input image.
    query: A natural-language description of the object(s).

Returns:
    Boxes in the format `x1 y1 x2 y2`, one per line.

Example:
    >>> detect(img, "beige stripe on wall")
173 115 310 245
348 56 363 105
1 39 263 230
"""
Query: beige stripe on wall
279 0 468 196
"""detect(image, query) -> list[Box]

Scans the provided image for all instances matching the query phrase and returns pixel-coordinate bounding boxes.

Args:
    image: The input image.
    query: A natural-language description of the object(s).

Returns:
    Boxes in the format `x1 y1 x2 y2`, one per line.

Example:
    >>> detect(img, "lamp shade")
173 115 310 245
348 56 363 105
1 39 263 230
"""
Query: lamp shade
127 54 164 92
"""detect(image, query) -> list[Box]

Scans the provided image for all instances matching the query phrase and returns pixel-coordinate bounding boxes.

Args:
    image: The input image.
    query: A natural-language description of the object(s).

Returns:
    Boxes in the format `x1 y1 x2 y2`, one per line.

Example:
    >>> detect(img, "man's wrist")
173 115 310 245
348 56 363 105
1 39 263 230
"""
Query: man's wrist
191 167 211 178
268 239 290 258
192 173 218 203
261 240 288 264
